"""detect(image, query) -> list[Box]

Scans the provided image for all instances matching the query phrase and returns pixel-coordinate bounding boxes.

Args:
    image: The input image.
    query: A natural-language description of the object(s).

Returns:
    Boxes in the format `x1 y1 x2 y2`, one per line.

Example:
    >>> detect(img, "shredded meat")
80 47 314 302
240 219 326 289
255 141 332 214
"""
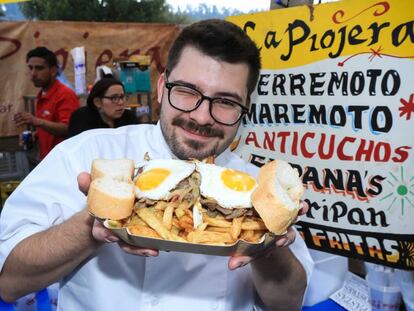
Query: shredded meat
200 197 255 220
134 171 200 211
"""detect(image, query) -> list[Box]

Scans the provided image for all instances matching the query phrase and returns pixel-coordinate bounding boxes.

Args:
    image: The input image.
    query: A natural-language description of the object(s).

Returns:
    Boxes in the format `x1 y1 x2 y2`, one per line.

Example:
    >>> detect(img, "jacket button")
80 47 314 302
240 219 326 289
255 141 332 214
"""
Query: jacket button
210 301 219 310
151 296 160 306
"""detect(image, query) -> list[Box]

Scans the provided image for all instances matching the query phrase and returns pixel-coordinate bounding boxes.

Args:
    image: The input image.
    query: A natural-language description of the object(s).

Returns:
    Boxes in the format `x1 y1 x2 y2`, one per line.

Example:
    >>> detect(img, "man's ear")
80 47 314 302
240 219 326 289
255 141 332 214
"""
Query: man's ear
50 65 59 78
157 72 165 104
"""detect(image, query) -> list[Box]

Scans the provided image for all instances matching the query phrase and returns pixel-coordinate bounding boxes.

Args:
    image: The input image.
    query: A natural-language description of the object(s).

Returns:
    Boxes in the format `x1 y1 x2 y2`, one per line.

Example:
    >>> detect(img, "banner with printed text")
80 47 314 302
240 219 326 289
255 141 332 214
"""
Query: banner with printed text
0 21 180 137
228 0 414 270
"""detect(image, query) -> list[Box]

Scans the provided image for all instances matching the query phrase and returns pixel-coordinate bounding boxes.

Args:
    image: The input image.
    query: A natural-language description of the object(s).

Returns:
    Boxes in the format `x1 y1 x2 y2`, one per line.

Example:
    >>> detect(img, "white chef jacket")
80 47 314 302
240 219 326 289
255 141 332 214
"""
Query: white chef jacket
0 123 313 311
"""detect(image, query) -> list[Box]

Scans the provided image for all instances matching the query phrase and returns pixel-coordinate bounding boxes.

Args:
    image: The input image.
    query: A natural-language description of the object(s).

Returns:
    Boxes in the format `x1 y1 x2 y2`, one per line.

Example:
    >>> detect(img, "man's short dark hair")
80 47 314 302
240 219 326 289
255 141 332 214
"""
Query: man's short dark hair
166 19 261 99
26 46 58 68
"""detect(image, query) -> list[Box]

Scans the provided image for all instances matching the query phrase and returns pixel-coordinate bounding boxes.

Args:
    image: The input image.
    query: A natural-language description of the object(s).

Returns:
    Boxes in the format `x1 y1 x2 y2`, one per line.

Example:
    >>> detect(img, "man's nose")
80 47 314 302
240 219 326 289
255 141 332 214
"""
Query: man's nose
189 99 214 125
29 68 37 77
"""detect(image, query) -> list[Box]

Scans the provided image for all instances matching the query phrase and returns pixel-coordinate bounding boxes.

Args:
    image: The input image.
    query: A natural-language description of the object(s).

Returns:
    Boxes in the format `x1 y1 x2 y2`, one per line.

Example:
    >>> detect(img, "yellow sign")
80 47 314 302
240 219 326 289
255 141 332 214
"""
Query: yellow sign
0 0 30 3
228 0 414 69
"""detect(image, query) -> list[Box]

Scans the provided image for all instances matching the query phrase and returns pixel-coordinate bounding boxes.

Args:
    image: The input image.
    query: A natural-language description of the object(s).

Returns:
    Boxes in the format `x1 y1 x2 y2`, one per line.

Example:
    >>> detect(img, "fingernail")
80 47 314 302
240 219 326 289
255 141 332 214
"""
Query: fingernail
105 236 119 243
237 260 248 268
277 237 288 247
142 251 152 257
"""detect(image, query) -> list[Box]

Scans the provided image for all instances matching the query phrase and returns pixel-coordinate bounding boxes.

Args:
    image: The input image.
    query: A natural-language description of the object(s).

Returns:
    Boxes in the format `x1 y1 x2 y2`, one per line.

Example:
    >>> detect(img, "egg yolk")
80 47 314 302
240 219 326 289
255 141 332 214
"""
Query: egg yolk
136 168 171 190
221 169 256 192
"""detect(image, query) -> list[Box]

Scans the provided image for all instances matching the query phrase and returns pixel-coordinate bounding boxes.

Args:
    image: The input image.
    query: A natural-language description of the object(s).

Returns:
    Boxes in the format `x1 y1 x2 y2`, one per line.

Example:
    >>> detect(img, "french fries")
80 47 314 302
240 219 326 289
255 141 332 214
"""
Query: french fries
230 217 244 240
129 224 161 239
120 203 267 245
162 204 174 230
187 231 233 244
136 208 186 242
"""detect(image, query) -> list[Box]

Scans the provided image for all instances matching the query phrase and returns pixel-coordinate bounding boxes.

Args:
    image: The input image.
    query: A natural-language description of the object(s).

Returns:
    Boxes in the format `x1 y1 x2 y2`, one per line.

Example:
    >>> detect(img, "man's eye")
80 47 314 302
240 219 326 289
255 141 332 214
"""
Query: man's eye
174 87 198 96
214 99 238 107
28 66 43 70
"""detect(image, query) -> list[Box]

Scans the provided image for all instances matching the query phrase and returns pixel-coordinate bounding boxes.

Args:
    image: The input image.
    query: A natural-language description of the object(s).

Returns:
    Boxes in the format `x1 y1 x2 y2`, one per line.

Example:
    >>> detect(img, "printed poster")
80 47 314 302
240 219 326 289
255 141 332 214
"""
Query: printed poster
228 0 414 269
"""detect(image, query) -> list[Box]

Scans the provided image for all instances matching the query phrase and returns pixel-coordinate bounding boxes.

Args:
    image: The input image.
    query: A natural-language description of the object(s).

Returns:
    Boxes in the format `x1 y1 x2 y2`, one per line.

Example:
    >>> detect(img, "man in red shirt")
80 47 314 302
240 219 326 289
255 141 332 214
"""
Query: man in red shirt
14 47 80 161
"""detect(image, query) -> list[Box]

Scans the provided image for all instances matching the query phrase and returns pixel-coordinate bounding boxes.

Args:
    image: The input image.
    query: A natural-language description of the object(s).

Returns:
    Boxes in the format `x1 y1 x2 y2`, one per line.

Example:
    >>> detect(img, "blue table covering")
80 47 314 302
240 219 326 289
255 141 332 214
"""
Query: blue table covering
2 292 345 311
302 299 346 310
0 289 53 311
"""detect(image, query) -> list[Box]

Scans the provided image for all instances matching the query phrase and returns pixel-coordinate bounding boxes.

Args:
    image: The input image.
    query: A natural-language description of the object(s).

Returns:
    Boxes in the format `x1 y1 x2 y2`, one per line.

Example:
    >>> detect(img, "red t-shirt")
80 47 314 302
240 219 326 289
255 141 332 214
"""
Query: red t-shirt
36 80 80 160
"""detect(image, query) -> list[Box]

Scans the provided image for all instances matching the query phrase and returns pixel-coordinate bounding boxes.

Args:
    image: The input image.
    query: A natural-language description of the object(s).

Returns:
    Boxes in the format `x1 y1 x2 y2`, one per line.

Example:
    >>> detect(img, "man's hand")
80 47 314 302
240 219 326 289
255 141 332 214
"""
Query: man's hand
14 112 43 127
77 172 159 257
228 202 309 311
228 201 309 270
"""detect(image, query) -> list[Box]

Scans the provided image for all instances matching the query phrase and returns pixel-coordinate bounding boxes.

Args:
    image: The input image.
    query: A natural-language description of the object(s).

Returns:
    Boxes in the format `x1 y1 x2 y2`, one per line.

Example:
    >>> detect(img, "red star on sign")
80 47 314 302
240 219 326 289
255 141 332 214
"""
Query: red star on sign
399 93 414 120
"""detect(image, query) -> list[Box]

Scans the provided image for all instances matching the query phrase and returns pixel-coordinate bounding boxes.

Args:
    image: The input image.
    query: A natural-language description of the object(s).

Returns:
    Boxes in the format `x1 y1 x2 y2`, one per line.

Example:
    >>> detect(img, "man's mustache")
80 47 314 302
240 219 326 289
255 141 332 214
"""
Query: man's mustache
172 118 224 139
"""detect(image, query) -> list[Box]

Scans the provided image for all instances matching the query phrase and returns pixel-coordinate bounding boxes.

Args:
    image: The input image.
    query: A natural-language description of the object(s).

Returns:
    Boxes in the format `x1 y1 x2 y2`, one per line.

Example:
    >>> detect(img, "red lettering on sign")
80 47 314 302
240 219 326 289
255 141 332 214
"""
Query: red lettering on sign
0 36 21 60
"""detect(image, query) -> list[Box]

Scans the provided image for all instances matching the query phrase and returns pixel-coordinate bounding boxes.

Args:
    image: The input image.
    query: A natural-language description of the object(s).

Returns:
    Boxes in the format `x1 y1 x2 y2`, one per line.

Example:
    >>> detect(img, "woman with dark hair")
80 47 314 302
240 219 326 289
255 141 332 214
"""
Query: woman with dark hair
68 78 138 137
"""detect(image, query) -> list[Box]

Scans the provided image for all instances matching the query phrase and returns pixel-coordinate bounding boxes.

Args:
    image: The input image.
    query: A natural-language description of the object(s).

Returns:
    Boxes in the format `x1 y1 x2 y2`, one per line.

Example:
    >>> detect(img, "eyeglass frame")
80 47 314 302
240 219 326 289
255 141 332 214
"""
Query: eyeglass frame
101 94 128 105
164 76 248 126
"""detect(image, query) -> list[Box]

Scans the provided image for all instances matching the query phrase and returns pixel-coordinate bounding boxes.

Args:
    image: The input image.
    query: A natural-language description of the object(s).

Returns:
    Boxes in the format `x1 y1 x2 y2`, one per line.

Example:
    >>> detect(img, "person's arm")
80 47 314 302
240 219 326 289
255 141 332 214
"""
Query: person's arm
228 229 307 311
0 209 99 302
0 172 157 303
14 111 68 136
228 202 310 311
250 246 307 311
36 117 69 136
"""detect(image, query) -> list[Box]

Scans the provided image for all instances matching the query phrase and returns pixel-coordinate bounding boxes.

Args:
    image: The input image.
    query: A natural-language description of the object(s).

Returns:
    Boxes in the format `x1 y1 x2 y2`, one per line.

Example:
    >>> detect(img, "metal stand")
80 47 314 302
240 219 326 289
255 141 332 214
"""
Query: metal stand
127 91 152 123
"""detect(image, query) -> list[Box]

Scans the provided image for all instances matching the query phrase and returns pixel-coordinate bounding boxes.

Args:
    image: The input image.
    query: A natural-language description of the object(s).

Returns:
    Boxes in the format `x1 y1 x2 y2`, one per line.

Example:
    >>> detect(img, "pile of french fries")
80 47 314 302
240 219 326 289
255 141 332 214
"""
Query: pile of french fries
108 199 268 245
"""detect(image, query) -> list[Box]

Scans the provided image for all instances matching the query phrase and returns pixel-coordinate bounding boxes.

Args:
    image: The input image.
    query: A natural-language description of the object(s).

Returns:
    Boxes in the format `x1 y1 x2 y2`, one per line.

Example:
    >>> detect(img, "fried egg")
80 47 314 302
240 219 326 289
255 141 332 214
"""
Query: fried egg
135 159 195 200
196 162 257 209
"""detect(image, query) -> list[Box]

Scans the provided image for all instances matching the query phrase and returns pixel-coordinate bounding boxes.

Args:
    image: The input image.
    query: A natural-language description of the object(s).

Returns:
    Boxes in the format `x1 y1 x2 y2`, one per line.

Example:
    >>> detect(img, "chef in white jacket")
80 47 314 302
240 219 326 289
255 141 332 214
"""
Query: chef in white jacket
0 19 313 311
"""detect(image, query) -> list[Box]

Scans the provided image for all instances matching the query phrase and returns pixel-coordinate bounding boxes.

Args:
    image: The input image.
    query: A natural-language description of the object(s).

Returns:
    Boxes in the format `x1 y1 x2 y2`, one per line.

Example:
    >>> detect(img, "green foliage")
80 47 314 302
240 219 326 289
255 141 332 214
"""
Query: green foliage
19 0 191 23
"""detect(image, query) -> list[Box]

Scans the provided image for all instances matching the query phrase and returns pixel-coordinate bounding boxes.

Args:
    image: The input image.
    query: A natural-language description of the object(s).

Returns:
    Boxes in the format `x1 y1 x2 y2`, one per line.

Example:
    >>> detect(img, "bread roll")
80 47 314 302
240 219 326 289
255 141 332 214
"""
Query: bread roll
251 160 304 235
87 178 135 220
91 158 134 182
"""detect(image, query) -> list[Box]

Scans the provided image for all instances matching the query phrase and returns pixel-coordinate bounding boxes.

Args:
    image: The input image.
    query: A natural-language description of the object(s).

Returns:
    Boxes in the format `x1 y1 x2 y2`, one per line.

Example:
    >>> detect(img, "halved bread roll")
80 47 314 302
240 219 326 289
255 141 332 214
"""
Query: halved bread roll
91 158 134 182
87 178 135 220
251 160 304 235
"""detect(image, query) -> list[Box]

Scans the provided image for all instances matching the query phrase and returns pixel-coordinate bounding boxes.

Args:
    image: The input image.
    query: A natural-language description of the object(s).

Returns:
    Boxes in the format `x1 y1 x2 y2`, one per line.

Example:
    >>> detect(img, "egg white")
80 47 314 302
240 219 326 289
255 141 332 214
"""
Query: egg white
135 159 195 200
196 163 257 209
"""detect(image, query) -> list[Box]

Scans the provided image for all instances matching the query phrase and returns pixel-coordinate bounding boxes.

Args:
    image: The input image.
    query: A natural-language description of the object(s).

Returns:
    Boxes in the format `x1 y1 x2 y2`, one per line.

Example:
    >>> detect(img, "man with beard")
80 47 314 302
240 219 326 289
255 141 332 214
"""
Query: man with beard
14 47 80 162
0 20 313 311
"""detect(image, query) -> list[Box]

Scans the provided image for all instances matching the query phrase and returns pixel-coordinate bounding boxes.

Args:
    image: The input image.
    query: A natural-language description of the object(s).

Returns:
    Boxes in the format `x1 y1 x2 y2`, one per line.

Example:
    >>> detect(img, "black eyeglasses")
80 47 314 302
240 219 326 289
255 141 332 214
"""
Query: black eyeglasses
164 78 248 126
101 94 128 104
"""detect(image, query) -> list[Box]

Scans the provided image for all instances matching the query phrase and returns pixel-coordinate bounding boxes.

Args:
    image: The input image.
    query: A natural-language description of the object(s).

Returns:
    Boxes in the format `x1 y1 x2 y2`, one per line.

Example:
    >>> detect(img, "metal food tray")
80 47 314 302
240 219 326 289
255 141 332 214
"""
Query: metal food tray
97 217 277 256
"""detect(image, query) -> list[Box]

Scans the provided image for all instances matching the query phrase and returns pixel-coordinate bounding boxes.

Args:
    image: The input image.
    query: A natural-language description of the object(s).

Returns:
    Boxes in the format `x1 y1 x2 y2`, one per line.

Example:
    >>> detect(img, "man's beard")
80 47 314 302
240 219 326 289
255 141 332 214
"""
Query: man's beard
32 79 43 87
32 78 50 88
161 117 233 160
